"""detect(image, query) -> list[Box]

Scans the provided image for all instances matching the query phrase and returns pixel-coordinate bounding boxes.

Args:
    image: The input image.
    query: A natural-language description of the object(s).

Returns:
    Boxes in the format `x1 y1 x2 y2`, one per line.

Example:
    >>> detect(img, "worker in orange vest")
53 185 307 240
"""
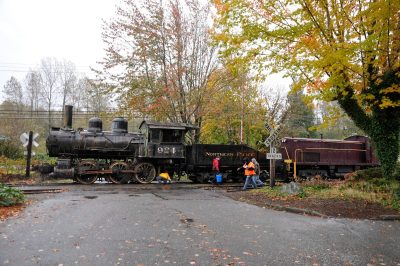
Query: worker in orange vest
240 157 257 190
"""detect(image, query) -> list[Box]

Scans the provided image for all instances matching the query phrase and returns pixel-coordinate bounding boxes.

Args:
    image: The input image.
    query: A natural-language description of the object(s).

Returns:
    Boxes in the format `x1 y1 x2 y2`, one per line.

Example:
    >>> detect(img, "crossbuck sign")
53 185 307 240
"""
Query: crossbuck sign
20 132 39 148
264 123 281 147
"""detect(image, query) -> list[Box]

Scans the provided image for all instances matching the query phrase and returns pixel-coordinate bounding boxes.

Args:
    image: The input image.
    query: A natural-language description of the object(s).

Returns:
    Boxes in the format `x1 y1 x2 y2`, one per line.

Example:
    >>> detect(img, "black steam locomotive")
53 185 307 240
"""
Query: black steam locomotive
46 106 268 184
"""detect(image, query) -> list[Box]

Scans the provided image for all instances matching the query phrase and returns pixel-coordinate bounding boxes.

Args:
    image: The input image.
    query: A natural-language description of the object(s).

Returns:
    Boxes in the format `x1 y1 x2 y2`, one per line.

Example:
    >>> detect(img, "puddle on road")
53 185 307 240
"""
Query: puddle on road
84 196 98 199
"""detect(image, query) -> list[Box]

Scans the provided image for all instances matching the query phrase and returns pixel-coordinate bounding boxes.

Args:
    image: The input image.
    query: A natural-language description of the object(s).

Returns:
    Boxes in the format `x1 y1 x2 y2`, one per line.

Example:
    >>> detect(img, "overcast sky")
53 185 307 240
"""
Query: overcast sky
0 0 117 99
0 0 291 102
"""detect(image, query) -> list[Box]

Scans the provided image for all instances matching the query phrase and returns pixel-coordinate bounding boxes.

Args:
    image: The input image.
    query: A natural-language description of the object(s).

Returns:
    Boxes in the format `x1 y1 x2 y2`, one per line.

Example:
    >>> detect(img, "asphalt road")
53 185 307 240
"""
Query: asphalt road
0 184 399 266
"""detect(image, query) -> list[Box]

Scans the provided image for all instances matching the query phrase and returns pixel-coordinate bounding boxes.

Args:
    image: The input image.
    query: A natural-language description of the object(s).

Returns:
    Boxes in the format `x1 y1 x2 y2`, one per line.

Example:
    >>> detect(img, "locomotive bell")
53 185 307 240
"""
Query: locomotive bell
111 117 128 133
88 117 103 132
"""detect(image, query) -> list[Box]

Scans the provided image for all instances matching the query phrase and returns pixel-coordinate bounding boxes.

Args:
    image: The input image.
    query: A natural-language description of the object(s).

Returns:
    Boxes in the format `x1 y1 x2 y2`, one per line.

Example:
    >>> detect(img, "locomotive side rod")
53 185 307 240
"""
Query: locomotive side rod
79 169 138 175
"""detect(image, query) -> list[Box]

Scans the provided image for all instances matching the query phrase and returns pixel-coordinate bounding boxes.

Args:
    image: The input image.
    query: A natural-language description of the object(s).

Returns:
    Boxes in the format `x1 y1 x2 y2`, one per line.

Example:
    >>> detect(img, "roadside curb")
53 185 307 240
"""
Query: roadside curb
263 202 400 220
371 215 400 221
262 202 329 218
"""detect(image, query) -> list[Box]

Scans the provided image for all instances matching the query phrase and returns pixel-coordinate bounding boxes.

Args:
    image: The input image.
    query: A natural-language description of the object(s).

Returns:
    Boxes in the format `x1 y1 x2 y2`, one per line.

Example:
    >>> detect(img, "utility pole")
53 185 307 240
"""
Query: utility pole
240 88 244 144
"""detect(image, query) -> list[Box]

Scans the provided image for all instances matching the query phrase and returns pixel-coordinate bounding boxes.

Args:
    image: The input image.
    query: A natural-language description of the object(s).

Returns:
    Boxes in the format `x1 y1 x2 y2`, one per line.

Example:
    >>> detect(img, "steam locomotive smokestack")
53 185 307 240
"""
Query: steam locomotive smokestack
63 105 73 129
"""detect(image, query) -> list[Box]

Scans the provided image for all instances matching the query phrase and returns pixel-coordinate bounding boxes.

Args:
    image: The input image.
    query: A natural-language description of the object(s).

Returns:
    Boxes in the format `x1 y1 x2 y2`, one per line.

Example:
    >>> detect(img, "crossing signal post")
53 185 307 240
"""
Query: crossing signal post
20 131 39 178
264 123 282 188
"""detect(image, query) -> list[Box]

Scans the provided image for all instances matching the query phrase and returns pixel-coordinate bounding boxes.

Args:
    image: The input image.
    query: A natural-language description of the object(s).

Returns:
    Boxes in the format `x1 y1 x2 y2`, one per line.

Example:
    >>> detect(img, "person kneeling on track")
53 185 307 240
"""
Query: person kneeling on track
156 172 172 184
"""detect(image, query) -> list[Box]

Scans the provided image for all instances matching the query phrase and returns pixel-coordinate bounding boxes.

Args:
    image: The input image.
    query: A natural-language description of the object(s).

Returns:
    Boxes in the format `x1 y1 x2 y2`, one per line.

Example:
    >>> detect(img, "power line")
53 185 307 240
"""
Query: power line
0 62 94 68
0 69 91 74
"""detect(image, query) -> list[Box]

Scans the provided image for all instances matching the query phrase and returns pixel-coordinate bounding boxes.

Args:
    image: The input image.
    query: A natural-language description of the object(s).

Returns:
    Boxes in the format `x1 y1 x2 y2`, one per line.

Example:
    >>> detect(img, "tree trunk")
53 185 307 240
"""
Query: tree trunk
339 89 400 178
368 119 400 179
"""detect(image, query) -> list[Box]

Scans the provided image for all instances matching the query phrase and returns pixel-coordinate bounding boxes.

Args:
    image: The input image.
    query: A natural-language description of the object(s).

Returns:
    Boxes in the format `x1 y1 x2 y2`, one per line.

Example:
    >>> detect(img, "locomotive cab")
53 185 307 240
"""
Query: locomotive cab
138 121 196 159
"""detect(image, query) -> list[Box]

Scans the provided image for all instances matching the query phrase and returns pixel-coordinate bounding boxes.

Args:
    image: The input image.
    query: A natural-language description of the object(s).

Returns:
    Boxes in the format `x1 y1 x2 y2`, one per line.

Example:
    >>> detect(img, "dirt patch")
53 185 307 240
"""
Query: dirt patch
0 174 43 185
224 190 400 219
0 203 28 221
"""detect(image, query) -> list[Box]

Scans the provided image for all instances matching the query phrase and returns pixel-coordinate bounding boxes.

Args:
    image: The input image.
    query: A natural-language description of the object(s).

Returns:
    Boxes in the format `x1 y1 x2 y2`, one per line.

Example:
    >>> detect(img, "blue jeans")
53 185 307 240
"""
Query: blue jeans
252 175 264 186
242 175 257 190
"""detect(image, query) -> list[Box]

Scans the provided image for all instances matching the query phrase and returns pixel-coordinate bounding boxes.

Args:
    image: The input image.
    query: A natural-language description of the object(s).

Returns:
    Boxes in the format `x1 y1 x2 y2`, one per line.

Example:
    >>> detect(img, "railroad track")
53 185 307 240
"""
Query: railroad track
19 188 64 194
7 182 245 194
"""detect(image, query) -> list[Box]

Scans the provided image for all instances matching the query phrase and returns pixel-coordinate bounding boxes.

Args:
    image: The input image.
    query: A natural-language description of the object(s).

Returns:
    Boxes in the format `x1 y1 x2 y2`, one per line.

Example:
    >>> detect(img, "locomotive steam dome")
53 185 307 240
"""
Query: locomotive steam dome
88 117 103 132
111 117 128 133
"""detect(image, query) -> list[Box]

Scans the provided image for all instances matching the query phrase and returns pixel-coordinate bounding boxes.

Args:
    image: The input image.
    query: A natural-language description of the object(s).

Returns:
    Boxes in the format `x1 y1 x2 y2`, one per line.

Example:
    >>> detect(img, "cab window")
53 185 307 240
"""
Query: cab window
162 129 183 143
150 129 161 143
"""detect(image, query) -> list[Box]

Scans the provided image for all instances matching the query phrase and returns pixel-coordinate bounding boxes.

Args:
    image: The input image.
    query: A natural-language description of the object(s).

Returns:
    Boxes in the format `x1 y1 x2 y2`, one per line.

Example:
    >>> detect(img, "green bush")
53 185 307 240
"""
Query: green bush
0 183 25 206
0 140 23 159
33 153 56 163
353 167 383 180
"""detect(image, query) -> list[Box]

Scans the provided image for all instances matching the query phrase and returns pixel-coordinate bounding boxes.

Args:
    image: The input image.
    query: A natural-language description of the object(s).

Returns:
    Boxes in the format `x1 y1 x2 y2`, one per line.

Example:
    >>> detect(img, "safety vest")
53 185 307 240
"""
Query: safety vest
244 162 255 176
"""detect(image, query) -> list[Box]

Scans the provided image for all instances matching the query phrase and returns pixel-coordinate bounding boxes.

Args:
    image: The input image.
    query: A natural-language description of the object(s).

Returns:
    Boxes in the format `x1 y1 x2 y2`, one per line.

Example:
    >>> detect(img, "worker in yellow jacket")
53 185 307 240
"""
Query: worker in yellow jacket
156 171 172 184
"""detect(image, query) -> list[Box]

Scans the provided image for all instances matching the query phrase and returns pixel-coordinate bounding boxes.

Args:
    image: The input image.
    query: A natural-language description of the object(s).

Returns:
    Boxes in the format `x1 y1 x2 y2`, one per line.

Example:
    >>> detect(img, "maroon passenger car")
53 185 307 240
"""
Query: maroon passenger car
279 135 379 178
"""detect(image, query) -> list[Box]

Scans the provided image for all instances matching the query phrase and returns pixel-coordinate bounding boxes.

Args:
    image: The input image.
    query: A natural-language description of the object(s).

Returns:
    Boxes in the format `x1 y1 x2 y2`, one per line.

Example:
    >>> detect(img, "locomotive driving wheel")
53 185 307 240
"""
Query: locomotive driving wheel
134 162 156 184
109 162 131 184
76 161 98 185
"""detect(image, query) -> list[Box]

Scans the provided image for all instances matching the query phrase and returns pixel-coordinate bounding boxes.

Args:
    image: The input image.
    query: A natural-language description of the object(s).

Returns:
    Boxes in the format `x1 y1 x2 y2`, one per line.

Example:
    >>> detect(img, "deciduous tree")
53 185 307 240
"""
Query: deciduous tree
24 70 42 114
213 0 400 178
39 57 60 131
3 76 23 112
98 0 218 140
200 68 267 147
59 59 77 118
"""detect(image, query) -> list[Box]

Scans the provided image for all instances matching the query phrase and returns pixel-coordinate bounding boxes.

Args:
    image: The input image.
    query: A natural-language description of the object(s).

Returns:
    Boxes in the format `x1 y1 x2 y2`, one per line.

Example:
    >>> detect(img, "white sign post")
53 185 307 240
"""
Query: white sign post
266 153 282 160
20 132 39 177
266 147 282 159
264 123 282 187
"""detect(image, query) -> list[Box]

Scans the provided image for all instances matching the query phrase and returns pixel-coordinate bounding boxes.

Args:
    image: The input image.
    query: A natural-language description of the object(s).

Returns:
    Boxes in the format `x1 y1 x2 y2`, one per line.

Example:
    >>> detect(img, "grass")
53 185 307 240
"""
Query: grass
252 177 400 210
252 185 286 198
